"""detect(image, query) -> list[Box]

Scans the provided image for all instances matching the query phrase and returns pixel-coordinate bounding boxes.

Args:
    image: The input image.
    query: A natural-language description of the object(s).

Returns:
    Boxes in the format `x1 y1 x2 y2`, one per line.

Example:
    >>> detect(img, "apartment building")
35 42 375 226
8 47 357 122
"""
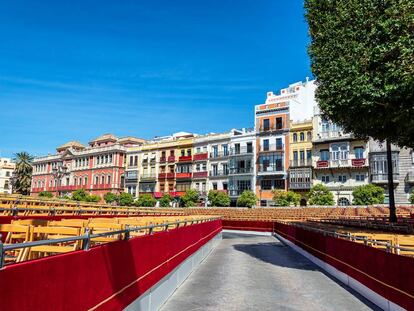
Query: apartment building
288 119 313 202
255 79 315 206
0 158 15 194
206 132 231 194
312 107 370 205
31 134 145 198
369 140 414 204
228 129 256 205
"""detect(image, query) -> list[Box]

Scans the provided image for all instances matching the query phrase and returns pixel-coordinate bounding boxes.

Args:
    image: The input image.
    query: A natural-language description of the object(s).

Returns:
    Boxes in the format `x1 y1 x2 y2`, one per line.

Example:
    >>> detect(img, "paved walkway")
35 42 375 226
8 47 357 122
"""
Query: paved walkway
161 232 380 311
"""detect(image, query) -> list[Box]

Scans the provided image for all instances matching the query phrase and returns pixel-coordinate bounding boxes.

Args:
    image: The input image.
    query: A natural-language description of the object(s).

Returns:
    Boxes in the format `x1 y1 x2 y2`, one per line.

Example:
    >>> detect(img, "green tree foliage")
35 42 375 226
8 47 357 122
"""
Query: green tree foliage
85 194 101 203
352 184 385 205
71 189 89 201
118 192 134 206
208 190 230 207
180 189 199 207
12 151 34 195
135 194 156 207
158 194 173 207
305 0 414 147
236 190 257 208
38 191 53 198
103 192 119 204
272 190 301 207
409 189 414 204
308 184 335 206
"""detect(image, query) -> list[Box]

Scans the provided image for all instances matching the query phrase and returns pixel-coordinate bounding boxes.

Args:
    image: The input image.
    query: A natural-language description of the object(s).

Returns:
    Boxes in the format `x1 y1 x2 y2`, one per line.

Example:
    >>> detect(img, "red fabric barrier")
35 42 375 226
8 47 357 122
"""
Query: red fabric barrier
274 222 414 310
222 220 274 232
0 219 222 311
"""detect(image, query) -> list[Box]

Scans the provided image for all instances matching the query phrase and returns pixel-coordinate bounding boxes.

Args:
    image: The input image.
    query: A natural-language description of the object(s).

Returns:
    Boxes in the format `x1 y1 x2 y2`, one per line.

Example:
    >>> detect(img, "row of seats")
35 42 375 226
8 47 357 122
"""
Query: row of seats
0 215 214 265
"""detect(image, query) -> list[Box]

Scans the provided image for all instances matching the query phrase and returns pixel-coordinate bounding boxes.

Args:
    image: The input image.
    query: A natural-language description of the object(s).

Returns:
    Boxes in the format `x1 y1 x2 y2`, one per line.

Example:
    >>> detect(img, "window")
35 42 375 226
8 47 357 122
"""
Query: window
263 139 269 151
261 180 272 190
293 133 298 142
321 118 330 132
222 144 228 156
276 138 283 150
300 150 305 161
101 175 105 184
321 175 330 183
263 119 270 131
235 144 240 154
247 142 253 153
338 175 347 183
354 147 364 159
74 178 77 186
356 174 365 182
5 171 10 177
212 145 218 157
181 149 185 156
84 177 88 185
95 176 99 185
107 175 111 184
306 150 312 161
276 117 283 129
307 131 312 141
293 151 298 161
212 183 217 190
320 150 330 161
300 132 305 141
223 182 228 190
331 143 348 160
338 197 350 206
129 156 133 166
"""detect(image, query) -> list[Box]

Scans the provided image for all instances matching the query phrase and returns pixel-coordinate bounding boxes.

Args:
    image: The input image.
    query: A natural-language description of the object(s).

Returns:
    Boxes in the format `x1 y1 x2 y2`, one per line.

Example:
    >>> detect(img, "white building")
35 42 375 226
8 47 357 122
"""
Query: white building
0 158 15 194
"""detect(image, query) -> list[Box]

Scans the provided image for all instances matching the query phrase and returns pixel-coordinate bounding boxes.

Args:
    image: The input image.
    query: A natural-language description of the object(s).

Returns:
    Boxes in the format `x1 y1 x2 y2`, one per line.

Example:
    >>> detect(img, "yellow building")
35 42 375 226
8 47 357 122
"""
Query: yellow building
288 119 313 202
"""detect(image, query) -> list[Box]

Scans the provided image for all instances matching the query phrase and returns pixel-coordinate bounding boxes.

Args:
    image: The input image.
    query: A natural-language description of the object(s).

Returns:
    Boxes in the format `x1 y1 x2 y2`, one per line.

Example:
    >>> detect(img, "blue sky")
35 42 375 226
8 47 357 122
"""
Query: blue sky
0 0 311 157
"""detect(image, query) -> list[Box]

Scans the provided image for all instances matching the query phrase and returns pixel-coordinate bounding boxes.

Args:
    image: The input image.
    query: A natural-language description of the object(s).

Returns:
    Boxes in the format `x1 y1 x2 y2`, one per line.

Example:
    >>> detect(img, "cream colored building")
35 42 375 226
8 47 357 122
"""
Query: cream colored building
0 158 15 194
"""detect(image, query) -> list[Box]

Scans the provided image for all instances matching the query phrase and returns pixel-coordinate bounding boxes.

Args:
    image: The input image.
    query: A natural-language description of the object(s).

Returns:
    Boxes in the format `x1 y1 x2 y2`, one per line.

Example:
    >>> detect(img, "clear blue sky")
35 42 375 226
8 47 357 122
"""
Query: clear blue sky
0 0 312 157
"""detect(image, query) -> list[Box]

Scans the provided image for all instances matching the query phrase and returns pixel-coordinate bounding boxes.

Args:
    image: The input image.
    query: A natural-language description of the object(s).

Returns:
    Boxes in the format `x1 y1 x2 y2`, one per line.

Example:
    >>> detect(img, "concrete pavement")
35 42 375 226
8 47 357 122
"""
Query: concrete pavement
161 232 380 311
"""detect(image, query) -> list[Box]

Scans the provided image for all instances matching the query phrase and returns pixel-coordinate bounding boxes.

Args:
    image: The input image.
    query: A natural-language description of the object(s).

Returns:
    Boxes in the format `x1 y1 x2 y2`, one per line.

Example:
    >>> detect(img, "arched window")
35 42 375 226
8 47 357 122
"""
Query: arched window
95 176 99 185
300 132 305 141
84 177 88 185
107 175 111 184
74 177 77 186
293 133 297 142
338 197 350 206
307 131 312 141
101 175 105 184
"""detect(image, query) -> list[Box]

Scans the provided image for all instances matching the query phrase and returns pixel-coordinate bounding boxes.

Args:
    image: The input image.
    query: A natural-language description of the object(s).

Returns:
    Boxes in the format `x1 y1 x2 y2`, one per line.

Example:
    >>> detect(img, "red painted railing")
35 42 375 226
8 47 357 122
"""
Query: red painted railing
193 153 208 161
316 160 329 168
178 155 192 162
168 156 176 162
352 158 366 167
193 171 208 179
159 157 167 163
176 172 192 179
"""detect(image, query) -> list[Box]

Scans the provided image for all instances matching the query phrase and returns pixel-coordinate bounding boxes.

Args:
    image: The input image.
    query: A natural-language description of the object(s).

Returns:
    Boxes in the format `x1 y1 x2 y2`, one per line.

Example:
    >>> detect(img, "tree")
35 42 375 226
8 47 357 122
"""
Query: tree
12 151 34 195
103 192 119 204
208 190 230 207
158 194 173 207
352 184 385 205
85 194 101 203
272 190 301 207
38 191 53 198
308 184 335 206
236 190 257 208
305 0 414 221
71 189 89 201
135 194 156 207
118 192 134 206
409 189 414 204
180 189 199 207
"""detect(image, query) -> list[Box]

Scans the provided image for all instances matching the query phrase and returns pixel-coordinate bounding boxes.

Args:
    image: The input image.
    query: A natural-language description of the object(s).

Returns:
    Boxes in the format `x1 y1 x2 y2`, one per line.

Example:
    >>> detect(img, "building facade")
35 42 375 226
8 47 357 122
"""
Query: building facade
0 158 15 194
31 134 145 198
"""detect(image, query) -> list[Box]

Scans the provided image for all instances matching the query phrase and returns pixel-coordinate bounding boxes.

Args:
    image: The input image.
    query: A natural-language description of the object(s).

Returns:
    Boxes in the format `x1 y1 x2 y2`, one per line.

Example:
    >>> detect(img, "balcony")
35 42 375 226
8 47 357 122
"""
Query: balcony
158 172 175 179
178 155 193 162
229 167 254 175
159 156 167 163
125 171 138 182
193 153 208 161
371 173 399 184
140 174 156 181
351 158 367 167
258 165 284 174
228 189 251 197
258 125 285 133
290 159 312 167
193 171 208 179
229 147 254 156
314 130 353 143
175 172 192 179
91 184 112 190
209 151 230 159
289 182 312 190
315 158 368 169
259 144 284 153
168 156 176 162
209 170 229 177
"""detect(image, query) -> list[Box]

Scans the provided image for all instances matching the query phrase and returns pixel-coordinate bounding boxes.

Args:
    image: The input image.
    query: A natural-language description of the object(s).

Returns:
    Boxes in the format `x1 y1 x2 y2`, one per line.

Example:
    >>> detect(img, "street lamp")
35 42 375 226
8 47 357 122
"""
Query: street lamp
52 163 68 197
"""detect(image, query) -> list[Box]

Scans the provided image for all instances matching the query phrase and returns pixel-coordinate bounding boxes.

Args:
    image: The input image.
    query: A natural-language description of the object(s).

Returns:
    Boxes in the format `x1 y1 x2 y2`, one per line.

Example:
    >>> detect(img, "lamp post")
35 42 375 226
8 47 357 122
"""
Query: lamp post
52 163 68 197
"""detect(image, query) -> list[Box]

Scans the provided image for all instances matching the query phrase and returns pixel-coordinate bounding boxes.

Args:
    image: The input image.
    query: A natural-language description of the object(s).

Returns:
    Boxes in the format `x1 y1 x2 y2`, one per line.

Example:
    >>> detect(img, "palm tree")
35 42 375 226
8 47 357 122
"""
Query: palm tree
12 152 34 195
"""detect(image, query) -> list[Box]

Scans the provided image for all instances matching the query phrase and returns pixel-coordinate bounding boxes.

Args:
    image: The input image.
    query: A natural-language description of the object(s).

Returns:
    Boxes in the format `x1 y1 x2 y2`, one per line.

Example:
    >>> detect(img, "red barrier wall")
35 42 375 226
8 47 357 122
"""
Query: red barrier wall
274 222 414 310
222 220 274 232
0 219 222 311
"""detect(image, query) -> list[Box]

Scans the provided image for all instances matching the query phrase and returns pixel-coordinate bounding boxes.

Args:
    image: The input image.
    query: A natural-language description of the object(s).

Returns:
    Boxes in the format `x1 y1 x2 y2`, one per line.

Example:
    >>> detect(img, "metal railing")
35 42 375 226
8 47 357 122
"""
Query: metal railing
0 217 220 268
282 222 414 256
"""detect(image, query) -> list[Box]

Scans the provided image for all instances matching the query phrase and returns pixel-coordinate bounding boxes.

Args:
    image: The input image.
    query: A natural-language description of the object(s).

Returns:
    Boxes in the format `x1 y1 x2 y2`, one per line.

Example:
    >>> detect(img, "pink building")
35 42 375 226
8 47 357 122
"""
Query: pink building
31 134 145 199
